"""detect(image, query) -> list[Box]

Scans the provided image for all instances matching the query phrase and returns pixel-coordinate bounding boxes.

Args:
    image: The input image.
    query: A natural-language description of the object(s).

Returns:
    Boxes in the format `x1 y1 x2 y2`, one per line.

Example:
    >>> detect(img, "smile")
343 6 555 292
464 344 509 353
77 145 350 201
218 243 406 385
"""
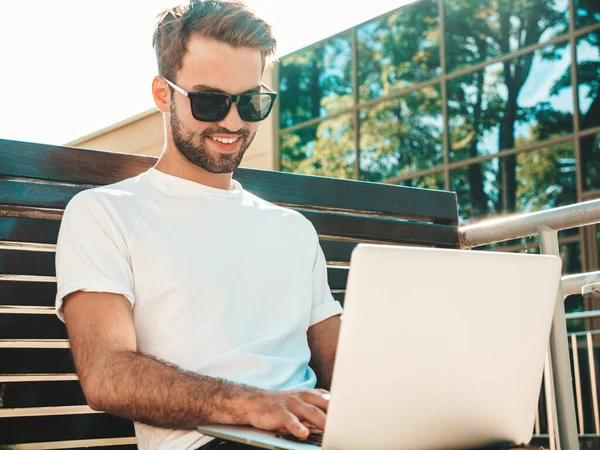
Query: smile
209 136 240 144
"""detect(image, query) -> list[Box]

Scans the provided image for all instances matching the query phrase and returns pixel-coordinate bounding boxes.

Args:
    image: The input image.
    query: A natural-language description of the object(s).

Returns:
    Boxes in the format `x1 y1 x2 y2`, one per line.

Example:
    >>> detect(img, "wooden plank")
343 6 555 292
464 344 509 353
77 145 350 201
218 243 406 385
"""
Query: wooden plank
0 139 459 224
0 348 75 374
0 281 57 307
30 443 137 450
320 240 357 263
0 249 345 291
0 179 84 210
327 267 348 291
0 209 458 249
332 292 345 306
0 314 67 340
0 249 56 277
234 169 459 224
0 281 346 338
0 139 154 186
0 413 134 445
0 247 351 285
0 380 86 409
302 211 460 247
0 216 60 245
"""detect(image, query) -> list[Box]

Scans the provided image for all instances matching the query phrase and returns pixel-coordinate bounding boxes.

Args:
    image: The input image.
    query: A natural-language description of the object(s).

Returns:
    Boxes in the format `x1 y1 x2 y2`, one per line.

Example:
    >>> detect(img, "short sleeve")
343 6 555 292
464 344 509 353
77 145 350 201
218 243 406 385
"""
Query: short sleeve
309 233 343 327
55 191 135 322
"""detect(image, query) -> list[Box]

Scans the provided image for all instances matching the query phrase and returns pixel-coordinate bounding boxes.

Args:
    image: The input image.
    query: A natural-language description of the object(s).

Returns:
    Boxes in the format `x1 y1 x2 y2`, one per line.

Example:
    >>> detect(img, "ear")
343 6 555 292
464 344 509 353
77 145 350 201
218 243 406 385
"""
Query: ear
152 76 170 114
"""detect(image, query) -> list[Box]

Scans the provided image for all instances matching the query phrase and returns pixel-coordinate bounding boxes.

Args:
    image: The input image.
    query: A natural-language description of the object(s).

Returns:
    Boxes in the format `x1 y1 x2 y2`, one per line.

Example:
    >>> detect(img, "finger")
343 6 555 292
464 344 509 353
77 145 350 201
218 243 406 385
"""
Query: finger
282 410 310 438
277 421 312 434
291 402 327 431
299 390 330 412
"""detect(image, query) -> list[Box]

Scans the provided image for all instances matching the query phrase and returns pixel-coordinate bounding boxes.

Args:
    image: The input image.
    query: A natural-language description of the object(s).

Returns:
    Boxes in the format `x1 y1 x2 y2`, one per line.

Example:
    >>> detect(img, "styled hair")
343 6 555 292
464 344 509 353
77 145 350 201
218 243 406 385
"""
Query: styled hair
152 0 277 81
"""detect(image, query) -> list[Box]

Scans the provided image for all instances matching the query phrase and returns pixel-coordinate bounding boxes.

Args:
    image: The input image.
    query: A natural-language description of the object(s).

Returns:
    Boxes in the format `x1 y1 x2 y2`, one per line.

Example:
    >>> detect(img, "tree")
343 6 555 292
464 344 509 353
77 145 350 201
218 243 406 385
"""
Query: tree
446 0 570 220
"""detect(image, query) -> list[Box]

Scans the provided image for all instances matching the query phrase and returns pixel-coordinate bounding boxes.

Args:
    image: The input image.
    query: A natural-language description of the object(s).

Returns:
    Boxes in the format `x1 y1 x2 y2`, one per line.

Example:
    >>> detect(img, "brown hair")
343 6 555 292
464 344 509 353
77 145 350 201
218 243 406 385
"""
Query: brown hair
152 0 277 82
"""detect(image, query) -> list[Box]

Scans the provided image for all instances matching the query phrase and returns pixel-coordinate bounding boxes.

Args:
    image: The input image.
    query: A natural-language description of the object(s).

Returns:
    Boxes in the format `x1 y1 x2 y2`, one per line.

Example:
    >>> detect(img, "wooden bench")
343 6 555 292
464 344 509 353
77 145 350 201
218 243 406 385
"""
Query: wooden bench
0 137 474 448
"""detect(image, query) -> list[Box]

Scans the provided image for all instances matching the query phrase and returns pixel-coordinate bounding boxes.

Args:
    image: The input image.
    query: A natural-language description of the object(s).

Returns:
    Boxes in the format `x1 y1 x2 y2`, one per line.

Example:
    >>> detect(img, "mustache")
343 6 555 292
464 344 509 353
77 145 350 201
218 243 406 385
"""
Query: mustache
200 127 250 138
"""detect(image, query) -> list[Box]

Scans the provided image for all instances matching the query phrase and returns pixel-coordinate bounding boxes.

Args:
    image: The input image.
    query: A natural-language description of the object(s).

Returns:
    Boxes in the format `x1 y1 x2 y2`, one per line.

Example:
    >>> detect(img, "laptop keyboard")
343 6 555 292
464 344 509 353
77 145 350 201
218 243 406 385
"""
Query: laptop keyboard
275 428 324 446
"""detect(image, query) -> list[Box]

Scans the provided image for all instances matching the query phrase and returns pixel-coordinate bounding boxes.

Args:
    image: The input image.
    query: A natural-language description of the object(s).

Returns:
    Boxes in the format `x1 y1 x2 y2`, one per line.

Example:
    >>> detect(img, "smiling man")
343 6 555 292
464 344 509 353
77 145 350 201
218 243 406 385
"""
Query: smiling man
54 2 342 449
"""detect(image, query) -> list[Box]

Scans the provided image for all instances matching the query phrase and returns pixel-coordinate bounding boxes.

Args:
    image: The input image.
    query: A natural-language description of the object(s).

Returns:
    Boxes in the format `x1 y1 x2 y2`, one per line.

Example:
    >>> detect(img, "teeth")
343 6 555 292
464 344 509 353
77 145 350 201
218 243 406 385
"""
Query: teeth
211 136 239 144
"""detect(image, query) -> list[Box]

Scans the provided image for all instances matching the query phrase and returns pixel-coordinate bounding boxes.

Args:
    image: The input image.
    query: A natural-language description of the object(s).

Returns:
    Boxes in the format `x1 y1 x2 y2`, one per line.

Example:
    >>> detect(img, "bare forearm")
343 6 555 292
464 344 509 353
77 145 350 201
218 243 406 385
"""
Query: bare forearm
313 357 335 391
308 315 341 391
84 350 261 429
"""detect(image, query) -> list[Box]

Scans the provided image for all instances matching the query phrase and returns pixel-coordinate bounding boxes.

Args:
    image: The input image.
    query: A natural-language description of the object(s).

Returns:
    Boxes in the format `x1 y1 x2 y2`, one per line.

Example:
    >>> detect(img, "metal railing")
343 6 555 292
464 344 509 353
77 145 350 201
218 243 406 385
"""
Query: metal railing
459 199 600 450
531 275 600 445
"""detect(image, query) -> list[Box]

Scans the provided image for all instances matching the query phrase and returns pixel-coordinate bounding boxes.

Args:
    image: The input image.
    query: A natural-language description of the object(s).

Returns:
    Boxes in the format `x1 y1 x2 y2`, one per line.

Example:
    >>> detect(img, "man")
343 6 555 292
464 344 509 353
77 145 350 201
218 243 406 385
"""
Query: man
55 2 343 449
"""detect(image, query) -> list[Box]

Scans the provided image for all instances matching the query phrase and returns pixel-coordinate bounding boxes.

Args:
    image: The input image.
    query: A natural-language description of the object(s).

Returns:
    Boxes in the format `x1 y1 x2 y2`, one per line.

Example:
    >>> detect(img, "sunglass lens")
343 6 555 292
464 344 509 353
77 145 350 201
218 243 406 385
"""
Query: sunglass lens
191 93 230 122
238 94 273 122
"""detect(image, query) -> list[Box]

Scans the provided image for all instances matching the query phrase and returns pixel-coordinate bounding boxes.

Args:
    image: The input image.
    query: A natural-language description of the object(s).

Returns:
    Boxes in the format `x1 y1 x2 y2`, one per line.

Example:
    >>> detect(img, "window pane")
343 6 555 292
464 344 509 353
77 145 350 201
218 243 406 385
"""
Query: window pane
448 44 573 162
357 0 440 102
279 114 355 179
279 34 353 129
444 0 569 73
581 132 600 191
576 31 600 131
397 172 445 190
575 0 600 29
358 85 443 182
451 143 576 223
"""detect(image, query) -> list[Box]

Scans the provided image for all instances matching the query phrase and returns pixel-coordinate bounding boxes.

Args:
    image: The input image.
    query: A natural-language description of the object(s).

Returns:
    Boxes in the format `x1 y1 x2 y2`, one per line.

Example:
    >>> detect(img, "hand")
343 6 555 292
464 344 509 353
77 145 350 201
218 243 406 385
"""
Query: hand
246 389 330 439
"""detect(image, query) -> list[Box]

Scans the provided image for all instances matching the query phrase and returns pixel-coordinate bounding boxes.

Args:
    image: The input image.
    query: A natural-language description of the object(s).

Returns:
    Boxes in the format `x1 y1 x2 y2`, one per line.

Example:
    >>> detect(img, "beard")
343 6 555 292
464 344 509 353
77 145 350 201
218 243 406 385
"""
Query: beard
170 100 256 174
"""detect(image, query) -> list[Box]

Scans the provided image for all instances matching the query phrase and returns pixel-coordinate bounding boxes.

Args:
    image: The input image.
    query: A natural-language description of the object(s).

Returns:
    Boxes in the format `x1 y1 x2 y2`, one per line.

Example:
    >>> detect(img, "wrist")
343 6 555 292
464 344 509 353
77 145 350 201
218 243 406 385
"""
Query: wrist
231 388 264 425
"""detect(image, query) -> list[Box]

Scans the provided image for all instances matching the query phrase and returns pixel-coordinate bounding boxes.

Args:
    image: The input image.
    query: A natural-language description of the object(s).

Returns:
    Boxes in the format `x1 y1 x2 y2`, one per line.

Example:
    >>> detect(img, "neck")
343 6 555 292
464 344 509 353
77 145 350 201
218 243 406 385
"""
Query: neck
154 145 234 191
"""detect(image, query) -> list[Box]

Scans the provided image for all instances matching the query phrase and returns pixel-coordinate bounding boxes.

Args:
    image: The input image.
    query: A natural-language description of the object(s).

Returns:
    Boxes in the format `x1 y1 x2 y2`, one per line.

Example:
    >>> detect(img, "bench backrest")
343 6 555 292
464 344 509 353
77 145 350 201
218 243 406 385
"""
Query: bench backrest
0 138 459 448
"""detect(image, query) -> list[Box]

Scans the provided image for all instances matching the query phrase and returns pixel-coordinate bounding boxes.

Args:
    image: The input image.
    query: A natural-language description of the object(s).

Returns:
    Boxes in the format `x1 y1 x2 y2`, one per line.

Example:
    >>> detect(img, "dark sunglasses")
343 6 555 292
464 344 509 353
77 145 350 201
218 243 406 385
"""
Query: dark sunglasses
164 78 277 123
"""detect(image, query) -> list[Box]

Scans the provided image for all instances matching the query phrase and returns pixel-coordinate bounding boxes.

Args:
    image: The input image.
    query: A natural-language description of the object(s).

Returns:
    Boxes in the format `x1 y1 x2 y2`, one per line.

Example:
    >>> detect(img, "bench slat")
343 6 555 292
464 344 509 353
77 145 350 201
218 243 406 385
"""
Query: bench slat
52 444 137 450
0 139 459 224
0 413 134 445
0 281 344 310
302 210 459 247
0 348 75 374
0 249 56 277
0 248 348 285
0 314 67 339
0 281 56 307
0 286 347 342
0 216 60 245
0 179 83 210
1 380 86 408
0 213 458 250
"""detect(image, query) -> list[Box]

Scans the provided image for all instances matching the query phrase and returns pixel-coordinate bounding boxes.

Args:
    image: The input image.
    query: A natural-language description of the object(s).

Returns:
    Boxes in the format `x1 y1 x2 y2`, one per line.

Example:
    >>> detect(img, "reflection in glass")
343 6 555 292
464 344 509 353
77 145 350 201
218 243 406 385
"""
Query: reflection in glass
357 0 440 102
444 0 569 73
451 143 576 223
397 171 445 191
560 242 582 275
279 34 352 129
575 0 600 29
582 133 600 191
576 31 600 132
448 44 573 162
279 114 355 179
358 85 443 182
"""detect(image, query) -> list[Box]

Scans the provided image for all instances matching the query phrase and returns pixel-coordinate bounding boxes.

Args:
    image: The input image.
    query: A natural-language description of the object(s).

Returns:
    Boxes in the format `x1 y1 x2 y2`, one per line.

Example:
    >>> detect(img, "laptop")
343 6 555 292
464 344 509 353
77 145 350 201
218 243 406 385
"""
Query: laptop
198 244 562 450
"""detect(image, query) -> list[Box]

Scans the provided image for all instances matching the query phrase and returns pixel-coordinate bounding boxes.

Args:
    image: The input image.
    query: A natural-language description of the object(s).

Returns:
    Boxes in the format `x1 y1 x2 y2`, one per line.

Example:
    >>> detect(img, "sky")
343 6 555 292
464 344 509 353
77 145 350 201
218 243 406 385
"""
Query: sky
0 0 411 146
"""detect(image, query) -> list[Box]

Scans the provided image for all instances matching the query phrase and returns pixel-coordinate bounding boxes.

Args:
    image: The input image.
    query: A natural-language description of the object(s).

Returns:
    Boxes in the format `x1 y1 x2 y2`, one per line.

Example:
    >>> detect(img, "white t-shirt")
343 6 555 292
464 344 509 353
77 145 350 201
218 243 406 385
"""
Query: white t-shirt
55 167 343 450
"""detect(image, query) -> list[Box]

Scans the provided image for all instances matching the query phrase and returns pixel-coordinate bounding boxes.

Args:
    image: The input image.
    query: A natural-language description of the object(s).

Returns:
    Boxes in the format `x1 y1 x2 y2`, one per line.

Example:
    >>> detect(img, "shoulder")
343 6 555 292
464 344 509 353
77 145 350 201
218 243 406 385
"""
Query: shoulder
63 173 154 235
242 189 318 237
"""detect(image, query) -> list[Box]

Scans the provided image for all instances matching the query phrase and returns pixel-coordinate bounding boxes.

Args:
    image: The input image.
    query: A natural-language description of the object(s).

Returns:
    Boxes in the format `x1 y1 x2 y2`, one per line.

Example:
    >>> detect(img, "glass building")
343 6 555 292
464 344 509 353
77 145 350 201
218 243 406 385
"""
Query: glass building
274 0 600 286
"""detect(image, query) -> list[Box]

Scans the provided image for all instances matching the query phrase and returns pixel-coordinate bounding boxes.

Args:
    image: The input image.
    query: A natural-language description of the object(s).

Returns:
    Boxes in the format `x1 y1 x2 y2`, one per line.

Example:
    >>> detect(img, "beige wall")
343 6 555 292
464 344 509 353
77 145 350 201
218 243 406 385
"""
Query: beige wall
67 69 276 170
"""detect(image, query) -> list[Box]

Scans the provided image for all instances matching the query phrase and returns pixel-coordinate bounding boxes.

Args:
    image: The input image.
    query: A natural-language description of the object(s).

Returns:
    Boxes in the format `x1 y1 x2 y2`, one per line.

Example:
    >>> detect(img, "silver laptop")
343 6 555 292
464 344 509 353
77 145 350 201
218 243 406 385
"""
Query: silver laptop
198 244 562 450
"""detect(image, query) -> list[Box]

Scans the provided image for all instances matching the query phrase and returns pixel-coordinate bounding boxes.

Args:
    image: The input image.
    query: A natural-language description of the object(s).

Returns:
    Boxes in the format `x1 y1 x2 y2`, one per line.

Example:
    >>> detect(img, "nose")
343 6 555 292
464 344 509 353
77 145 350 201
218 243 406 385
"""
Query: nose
218 102 244 133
